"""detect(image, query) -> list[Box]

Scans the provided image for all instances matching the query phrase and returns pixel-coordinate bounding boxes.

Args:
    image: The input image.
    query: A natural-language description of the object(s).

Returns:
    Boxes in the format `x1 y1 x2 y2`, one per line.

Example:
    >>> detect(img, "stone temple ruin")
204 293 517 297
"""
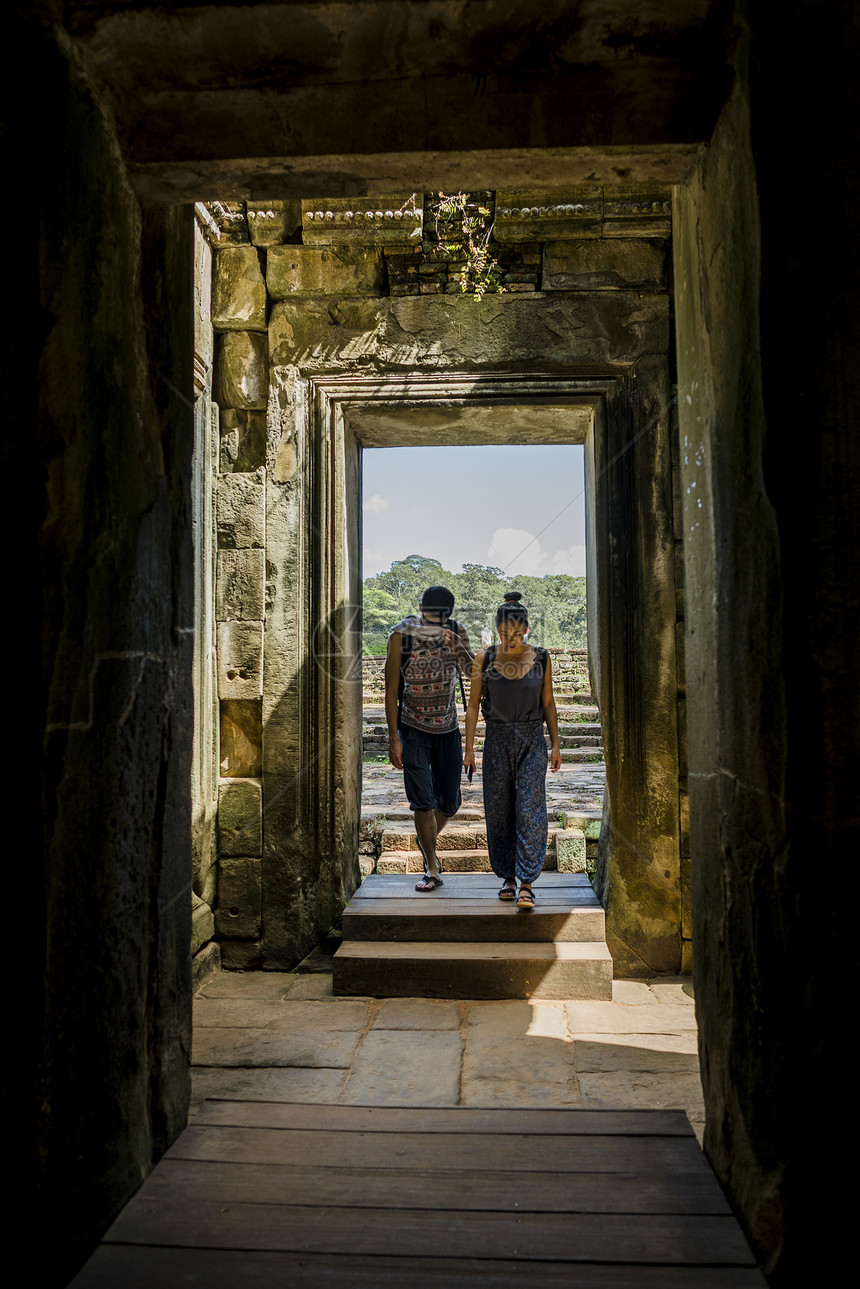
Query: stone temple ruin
19 1 856 1284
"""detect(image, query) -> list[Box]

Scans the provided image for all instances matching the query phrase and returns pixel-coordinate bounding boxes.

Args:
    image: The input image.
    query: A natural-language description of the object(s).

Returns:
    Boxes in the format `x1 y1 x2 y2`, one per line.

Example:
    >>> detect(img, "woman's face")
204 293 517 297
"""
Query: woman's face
497 619 528 649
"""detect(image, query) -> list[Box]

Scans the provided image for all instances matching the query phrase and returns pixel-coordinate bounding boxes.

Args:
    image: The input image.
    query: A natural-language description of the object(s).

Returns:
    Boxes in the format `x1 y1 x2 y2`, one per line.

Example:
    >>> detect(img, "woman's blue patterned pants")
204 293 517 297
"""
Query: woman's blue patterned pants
482 719 548 884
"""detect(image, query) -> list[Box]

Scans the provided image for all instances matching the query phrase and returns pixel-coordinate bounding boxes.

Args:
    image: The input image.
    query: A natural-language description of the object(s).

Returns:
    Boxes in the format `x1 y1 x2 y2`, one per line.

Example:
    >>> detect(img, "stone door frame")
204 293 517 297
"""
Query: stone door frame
263 363 683 973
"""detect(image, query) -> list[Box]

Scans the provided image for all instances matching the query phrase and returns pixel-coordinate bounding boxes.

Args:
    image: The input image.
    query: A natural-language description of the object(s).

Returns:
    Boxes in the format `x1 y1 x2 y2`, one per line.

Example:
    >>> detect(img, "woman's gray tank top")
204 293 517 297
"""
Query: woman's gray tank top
484 650 545 723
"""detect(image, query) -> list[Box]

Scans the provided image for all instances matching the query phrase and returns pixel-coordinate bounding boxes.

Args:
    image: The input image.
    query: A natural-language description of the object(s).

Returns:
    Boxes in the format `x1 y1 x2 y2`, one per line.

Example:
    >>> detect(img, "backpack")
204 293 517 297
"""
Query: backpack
396 619 467 728
480 644 547 719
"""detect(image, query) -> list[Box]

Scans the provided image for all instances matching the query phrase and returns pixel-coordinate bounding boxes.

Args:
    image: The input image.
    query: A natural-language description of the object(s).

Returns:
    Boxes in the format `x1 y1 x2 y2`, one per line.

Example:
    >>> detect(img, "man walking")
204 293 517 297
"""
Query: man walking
385 586 473 892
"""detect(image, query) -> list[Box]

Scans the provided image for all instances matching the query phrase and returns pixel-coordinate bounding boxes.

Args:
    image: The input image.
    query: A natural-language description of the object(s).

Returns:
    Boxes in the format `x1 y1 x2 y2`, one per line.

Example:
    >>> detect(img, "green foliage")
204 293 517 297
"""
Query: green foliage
429 192 503 298
364 555 587 649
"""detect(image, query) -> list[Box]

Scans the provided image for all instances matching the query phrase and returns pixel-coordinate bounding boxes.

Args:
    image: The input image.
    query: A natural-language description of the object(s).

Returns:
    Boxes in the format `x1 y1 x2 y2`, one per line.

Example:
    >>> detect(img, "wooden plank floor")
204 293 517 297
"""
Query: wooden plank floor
70 1103 766 1287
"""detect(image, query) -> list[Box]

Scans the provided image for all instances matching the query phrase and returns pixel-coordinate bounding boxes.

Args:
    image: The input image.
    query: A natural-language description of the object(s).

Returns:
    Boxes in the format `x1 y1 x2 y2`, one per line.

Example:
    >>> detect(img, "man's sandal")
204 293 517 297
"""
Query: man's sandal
498 883 517 901
415 873 443 892
517 884 536 909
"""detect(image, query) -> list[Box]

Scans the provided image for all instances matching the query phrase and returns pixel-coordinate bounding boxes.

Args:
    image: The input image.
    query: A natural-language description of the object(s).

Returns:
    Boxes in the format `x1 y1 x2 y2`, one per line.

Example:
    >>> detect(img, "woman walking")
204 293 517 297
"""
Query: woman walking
464 593 562 908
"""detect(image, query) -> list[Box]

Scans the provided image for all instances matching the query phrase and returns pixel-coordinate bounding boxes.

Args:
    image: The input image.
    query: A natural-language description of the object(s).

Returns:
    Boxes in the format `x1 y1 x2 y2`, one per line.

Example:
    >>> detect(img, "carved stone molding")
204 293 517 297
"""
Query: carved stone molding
246 199 301 247
206 201 250 244
496 187 671 241
301 195 422 246
604 188 672 238
495 188 604 241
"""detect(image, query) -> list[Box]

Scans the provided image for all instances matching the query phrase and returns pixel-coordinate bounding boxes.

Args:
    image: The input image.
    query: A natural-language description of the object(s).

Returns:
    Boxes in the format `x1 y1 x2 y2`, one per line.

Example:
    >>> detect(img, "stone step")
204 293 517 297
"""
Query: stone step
333 939 613 1000
381 822 562 853
378 849 566 875
378 849 495 873
342 873 604 942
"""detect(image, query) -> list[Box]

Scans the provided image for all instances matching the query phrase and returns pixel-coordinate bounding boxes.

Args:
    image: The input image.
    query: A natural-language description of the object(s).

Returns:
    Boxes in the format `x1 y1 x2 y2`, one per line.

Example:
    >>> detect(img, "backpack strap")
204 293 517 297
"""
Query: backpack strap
449 619 468 712
480 645 496 718
396 631 412 730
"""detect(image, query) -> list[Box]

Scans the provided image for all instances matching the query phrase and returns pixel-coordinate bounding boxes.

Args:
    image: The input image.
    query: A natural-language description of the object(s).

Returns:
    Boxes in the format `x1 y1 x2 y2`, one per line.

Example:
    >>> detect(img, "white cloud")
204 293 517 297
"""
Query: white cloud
487 528 546 576
488 528 587 578
547 543 587 576
363 493 389 514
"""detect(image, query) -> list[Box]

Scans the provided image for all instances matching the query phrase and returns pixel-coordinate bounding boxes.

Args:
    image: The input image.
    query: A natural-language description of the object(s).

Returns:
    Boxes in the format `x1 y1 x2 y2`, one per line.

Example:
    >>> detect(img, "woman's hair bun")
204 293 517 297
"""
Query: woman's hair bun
503 591 523 604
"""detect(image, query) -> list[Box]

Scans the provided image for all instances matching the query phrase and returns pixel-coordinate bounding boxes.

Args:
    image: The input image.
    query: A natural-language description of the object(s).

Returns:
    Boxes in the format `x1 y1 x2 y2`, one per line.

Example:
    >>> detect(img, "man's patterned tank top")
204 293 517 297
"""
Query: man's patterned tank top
394 617 461 734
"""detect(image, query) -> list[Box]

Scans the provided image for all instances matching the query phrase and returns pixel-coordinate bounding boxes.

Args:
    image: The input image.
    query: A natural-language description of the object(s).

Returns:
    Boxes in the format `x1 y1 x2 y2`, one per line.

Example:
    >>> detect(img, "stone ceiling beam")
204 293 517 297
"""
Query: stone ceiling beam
64 0 733 202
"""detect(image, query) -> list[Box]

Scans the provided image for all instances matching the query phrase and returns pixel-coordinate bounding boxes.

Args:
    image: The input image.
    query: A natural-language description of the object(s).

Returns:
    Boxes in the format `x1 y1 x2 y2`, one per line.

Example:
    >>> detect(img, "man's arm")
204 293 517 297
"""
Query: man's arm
384 630 403 771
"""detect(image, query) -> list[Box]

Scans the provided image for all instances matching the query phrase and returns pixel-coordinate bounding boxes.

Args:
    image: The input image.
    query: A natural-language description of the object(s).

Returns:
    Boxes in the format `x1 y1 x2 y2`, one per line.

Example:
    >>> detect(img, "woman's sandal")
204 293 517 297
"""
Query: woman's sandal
517 884 536 909
498 882 517 901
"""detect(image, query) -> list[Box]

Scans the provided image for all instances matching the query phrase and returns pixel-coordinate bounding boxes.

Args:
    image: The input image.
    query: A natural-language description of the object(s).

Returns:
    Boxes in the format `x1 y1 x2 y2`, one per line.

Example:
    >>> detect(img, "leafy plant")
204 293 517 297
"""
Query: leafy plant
430 191 503 297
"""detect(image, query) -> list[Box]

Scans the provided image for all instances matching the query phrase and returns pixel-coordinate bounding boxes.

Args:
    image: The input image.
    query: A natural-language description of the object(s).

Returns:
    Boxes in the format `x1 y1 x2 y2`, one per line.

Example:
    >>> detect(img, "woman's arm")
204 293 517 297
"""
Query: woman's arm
542 652 562 772
464 650 484 770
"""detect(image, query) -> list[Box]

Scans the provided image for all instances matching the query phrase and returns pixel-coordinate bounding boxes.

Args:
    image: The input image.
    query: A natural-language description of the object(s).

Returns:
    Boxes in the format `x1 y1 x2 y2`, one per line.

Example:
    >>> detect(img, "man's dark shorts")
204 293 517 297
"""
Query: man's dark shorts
399 724 462 816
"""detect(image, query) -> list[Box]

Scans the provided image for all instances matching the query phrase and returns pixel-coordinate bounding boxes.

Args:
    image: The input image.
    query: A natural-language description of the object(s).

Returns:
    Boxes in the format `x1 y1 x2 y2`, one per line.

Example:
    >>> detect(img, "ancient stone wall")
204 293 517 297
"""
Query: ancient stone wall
24 22 194 1285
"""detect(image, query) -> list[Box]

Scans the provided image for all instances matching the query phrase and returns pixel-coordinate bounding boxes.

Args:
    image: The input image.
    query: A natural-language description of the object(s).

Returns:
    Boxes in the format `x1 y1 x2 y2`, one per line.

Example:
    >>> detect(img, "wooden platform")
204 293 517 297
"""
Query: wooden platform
334 873 613 999
70 1102 766 1287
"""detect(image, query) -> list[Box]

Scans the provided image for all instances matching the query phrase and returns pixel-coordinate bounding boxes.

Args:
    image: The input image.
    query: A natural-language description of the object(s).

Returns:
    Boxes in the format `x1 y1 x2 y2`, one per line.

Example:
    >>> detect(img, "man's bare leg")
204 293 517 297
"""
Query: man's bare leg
414 809 442 880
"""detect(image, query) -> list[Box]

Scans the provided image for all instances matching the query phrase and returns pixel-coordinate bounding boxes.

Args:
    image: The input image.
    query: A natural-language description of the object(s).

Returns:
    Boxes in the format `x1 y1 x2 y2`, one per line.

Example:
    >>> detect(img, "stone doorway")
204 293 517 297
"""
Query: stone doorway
196 191 687 982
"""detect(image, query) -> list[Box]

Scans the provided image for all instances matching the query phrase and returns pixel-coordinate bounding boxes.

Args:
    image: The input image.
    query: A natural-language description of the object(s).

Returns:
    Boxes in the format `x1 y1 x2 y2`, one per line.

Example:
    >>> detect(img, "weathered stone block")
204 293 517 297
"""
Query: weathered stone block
267 245 384 299
212 246 267 331
302 196 422 247
214 332 268 409
543 240 666 290
220 699 263 777
218 620 263 699
216 470 265 548
220 408 267 472
191 940 221 991
219 940 263 970
218 779 262 856
247 199 301 247
269 293 670 371
556 829 587 872
216 548 265 621
215 857 262 938
191 892 215 957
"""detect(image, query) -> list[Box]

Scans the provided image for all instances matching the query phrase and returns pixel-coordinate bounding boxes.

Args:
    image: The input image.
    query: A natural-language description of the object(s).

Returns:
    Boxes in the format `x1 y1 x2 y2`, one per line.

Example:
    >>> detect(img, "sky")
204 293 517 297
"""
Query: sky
362 445 586 580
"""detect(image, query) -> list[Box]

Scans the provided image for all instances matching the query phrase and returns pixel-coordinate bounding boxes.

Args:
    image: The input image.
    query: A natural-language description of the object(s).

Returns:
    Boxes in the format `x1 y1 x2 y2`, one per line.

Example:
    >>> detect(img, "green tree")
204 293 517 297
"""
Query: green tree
363 557 587 651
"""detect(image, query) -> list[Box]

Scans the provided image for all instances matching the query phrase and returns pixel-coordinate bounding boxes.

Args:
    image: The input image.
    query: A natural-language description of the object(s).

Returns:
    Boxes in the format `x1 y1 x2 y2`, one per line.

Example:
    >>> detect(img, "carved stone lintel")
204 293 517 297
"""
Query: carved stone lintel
495 187 672 241
302 195 423 246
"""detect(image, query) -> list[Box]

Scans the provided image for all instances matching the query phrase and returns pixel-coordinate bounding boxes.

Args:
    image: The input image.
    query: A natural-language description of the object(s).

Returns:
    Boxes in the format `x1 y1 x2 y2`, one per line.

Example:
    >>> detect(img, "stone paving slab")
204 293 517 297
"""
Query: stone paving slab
371 999 461 1030
263 1001 371 1031
193 998 296 1028
648 978 696 1005
577 1071 705 1118
190 1067 348 1117
197 971 299 999
461 1001 581 1108
341 1030 463 1106
565 1002 699 1034
193 1026 364 1069
573 1033 700 1072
